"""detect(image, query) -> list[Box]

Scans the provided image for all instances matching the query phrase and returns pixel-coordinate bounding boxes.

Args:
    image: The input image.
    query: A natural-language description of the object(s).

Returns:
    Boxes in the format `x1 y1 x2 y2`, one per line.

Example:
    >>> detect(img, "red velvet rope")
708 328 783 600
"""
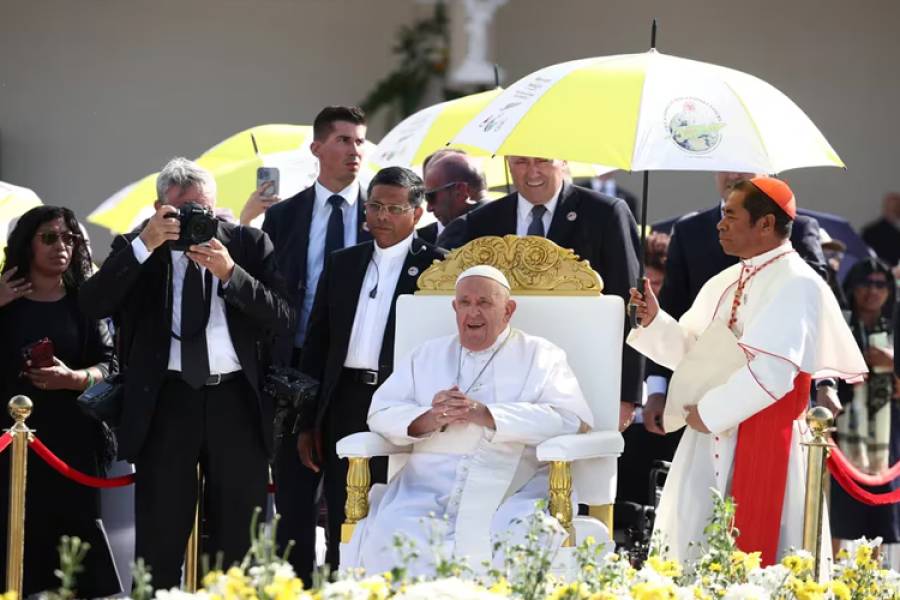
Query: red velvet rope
829 445 900 487
0 432 12 455
827 453 900 505
29 436 135 488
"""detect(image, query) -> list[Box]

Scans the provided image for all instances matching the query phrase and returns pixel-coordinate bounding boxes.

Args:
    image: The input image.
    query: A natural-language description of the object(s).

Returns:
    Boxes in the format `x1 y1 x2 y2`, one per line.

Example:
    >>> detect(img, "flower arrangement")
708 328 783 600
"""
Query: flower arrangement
29 494 900 600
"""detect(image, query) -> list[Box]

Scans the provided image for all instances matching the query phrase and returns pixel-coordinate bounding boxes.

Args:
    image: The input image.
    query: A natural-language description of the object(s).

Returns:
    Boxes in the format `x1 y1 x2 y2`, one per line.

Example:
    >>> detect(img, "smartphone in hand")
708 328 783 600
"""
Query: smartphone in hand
22 337 55 369
256 167 280 198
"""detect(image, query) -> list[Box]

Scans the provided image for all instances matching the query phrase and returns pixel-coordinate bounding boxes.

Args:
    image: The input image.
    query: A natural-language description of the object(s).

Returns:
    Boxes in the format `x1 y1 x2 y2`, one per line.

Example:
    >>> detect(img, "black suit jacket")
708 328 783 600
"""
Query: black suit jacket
442 183 644 405
262 183 370 360
648 205 826 379
299 237 446 431
416 222 439 245
79 221 295 461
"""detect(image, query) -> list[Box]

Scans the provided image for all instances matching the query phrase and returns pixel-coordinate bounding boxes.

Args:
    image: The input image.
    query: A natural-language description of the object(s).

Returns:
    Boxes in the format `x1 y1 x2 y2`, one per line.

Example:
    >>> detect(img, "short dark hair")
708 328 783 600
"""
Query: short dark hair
432 154 486 198
368 166 425 207
731 179 793 239
2 206 93 290
313 106 367 141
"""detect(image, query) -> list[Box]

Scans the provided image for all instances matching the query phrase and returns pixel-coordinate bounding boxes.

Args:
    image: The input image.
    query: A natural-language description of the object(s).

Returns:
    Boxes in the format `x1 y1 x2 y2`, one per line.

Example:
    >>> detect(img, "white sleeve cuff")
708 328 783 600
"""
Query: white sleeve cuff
646 375 669 396
131 236 152 264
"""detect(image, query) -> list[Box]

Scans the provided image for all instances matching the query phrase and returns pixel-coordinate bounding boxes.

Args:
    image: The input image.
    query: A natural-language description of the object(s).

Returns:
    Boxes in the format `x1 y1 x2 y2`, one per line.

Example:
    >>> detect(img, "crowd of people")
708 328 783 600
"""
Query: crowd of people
0 104 898 594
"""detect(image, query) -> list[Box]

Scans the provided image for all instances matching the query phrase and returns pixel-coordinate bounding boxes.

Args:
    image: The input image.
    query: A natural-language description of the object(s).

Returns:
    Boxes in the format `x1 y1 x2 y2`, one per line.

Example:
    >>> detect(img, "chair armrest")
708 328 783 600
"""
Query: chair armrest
336 432 412 459
536 430 624 462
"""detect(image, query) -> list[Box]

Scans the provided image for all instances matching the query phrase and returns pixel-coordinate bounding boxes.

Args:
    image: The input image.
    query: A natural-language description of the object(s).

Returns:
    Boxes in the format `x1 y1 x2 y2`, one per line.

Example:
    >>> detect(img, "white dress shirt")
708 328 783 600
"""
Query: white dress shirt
297 180 360 347
515 186 561 236
131 237 241 375
343 233 414 370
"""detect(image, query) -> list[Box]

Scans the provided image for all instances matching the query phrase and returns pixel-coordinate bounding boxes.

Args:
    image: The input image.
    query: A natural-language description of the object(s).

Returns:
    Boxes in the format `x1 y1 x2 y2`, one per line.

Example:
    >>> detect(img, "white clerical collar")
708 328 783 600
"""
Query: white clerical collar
373 232 414 261
741 241 794 268
517 185 562 223
463 325 513 356
315 179 359 207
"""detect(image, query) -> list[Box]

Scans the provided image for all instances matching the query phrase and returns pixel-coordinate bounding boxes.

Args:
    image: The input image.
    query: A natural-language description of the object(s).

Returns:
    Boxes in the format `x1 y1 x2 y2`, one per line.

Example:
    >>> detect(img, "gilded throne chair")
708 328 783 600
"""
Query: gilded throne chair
336 235 625 568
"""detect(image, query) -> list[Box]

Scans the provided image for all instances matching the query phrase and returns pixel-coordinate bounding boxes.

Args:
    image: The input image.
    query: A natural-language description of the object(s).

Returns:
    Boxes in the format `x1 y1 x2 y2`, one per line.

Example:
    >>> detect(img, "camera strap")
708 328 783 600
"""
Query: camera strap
171 268 214 342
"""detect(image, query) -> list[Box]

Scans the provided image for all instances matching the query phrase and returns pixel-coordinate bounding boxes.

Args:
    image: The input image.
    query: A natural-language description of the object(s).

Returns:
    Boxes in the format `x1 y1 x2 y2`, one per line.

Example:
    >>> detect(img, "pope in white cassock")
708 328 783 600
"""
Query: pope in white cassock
628 177 867 567
344 265 594 574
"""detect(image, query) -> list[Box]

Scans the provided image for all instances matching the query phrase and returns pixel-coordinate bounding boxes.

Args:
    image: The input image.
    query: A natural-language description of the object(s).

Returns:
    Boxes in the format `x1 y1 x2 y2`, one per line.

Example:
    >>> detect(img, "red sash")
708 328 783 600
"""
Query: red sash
731 372 811 565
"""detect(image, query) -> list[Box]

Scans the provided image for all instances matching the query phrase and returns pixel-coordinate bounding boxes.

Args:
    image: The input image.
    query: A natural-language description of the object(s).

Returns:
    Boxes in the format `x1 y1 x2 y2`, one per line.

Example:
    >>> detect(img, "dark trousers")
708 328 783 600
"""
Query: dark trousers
134 377 268 590
273 433 321 586
322 373 387 570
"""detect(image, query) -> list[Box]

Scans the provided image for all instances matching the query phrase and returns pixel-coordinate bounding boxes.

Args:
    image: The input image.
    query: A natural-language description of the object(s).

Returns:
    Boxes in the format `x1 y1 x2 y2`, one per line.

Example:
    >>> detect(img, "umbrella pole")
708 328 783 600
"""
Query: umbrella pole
630 171 649 328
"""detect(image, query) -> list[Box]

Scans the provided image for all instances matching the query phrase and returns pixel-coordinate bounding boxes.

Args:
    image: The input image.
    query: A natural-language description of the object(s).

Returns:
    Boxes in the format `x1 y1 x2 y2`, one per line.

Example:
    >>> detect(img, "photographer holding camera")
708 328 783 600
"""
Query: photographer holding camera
80 157 294 588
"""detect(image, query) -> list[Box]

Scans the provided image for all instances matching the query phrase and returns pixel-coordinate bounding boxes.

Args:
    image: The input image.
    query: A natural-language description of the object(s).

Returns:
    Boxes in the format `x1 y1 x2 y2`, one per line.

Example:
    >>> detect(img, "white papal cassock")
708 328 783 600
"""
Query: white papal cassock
343 327 594 574
628 242 866 565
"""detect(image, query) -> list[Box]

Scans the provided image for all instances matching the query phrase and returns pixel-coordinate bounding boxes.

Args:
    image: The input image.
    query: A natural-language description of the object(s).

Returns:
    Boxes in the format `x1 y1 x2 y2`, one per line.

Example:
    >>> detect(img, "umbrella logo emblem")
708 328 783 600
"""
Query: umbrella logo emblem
664 98 725 154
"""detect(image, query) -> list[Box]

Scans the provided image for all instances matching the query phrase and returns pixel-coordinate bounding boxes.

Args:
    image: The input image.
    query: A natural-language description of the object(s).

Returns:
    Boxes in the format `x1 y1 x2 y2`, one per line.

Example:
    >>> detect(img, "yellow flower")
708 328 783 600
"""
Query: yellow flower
781 554 813 576
264 576 304 600
588 593 617 600
630 582 677 600
548 582 590 600
789 578 827 600
647 555 683 578
489 577 512 596
730 550 761 572
584 535 597 546
829 580 851 600
707 562 722 573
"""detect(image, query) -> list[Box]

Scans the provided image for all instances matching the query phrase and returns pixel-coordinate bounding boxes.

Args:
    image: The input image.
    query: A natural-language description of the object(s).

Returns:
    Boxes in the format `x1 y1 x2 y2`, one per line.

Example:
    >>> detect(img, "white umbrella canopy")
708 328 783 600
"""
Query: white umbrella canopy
451 49 844 175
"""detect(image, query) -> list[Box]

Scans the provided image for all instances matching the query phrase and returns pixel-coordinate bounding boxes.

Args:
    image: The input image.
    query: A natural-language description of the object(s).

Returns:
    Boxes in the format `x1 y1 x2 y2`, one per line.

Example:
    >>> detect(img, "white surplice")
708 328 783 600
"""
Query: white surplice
627 242 867 564
345 327 594 574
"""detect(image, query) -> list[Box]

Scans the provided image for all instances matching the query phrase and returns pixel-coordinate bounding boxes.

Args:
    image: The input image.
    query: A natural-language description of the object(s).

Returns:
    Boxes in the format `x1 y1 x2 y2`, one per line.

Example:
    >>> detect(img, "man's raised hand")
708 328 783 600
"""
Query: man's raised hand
139 204 180 252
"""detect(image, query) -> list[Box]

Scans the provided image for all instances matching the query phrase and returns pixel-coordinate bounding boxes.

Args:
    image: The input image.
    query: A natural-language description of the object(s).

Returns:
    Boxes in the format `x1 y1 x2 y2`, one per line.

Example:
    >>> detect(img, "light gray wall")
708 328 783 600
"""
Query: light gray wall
2 0 898 258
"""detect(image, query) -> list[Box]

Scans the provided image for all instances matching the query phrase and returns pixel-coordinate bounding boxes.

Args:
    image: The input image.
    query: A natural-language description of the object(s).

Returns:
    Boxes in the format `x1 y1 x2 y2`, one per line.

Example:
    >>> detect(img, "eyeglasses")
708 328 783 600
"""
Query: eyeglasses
364 202 414 216
858 279 890 290
424 182 460 203
37 231 81 247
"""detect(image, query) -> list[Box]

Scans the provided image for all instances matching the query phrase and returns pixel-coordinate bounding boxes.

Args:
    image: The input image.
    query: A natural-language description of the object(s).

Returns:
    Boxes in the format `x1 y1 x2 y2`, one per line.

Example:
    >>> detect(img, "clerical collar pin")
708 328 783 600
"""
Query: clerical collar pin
566 211 577 222
407 266 419 277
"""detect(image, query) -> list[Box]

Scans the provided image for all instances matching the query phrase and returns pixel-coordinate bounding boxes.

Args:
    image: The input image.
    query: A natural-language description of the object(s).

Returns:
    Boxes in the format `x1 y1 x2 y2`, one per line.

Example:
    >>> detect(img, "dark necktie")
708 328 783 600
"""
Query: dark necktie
181 260 210 389
527 204 548 237
324 195 345 260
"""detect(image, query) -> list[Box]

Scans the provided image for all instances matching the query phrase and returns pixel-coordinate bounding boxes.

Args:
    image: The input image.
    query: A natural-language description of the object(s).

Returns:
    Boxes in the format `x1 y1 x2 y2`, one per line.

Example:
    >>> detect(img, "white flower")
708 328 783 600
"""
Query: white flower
722 583 771 600
392 577 505 600
154 588 211 600
322 579 376 600
746 564 790 594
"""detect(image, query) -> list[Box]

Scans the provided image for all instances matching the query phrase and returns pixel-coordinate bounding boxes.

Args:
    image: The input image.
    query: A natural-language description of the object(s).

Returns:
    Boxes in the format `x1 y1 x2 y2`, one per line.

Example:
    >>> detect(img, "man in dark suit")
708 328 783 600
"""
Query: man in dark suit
80 158 294 588
644 172 829 435
299 166 445 570
416 150 487 244
861 192 900 268
257 106 371 583
440 155 643 427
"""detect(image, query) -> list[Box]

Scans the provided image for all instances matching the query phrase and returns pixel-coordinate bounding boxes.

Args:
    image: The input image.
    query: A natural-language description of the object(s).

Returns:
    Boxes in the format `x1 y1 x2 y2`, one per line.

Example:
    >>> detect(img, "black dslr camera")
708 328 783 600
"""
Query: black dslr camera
265 366 320 446
166 202 218 250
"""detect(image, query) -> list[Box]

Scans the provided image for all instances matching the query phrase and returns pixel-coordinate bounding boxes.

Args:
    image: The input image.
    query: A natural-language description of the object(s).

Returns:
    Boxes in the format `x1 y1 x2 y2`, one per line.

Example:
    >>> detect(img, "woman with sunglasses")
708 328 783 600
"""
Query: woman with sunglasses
830 257 898 556
0 206 120 596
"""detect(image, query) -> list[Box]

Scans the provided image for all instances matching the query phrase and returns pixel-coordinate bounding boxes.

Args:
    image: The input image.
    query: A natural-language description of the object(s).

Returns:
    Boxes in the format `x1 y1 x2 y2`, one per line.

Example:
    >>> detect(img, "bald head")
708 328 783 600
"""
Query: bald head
424 153 487 225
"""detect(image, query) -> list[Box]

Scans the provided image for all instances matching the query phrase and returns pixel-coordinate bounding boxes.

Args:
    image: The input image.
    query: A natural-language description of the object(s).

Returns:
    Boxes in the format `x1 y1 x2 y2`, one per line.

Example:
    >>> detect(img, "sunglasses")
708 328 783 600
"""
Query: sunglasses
858 279 890 290
424 182 460 203
364 201 414 216
37 231 81 247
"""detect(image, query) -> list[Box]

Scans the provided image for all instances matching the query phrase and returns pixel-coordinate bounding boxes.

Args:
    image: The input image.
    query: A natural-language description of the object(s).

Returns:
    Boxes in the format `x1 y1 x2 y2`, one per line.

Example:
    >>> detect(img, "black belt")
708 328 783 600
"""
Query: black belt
166 370 242 387
342 368 381 386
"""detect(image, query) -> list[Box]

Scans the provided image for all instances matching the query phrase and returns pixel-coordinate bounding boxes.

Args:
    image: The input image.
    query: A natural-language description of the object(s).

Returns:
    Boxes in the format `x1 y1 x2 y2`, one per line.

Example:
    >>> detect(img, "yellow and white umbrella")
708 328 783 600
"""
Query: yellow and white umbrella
373 89 614 189
452 50 843 174
89 124 378 233
0 181 43 248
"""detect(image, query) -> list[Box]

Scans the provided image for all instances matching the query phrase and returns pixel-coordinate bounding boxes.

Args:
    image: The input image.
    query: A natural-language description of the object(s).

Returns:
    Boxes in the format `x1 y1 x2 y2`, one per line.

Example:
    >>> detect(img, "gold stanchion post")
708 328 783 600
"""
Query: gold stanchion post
183 465 201 592
6 395 33 598
802 406 834 578
342 457 371 543
549 460 575 547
